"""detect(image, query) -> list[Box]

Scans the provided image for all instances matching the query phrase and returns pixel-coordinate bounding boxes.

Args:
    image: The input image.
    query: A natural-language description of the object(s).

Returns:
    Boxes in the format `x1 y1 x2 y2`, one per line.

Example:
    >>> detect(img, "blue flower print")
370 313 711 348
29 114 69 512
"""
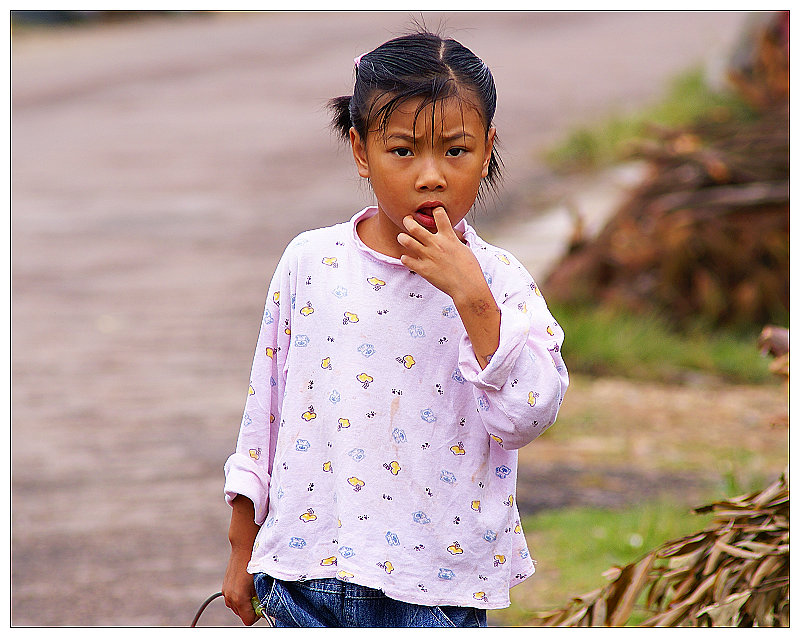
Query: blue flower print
412 511 431 525
440 470 457 485
265 517 276 528
495 465 511 479
294 334 310 347
483 272 493 285
263 308 274 325
477 393 490 411
408 324 425 338
386 531 400 546
348 448 366 462
483 530 497 543
332 286 348 298
329 390 341 403
358 343 376 358
520 548 530 559
288 537 306 549
441 304 457 318
391 428 407 444
451 367 465 384
438 568 456 580
270 376 277 387
242 413 252 428
290 294 296 309
277 487 284 499
339 546 356 559
296 439 311 452
420 408 436 423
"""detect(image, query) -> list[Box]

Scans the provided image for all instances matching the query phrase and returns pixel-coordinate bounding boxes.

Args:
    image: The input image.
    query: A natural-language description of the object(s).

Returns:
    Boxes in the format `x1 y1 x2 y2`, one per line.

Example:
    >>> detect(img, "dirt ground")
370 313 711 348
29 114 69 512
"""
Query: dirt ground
12 11 777 627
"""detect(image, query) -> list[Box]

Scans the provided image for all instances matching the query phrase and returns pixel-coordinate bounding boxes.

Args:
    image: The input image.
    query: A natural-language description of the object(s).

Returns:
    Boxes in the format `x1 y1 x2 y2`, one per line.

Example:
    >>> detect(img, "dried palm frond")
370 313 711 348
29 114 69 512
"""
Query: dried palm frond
533 472 788 627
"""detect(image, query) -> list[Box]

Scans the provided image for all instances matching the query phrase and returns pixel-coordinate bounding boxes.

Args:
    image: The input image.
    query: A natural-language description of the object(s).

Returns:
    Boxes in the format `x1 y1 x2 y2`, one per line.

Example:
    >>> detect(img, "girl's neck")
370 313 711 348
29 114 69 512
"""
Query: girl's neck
355 210 405 260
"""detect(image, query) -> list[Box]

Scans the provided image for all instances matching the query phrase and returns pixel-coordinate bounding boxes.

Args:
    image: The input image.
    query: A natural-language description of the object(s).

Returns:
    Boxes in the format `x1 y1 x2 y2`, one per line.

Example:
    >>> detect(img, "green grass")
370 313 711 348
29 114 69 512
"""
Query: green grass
545 67 757 172
491 501 716 627
551 303 773 384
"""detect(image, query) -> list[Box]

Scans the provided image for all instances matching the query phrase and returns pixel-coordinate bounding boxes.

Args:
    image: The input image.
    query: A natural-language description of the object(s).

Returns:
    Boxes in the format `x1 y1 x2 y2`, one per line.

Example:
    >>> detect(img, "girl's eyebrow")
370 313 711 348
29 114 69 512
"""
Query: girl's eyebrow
385 131 476 144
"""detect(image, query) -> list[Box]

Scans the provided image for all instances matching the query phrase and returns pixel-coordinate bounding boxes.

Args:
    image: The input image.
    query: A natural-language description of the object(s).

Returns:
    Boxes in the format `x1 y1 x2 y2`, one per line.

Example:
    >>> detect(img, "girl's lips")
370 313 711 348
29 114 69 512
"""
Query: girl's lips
414 209 438 229
414 204 444 229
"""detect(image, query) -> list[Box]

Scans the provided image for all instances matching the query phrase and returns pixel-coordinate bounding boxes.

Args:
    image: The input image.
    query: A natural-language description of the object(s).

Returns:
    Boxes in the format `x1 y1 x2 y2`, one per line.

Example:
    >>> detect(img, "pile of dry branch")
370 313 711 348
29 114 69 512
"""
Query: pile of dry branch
545 12 788 329
533 471 789 627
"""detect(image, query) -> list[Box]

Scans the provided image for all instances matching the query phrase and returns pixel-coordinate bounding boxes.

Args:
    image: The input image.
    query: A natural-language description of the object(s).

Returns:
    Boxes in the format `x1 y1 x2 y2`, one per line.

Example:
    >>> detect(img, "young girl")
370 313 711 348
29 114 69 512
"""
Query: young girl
222 30 568 628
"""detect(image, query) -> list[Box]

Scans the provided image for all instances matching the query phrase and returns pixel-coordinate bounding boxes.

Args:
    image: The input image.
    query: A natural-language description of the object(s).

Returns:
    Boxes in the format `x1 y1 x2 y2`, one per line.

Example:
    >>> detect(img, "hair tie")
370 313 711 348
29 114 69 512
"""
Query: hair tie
354 52 367 69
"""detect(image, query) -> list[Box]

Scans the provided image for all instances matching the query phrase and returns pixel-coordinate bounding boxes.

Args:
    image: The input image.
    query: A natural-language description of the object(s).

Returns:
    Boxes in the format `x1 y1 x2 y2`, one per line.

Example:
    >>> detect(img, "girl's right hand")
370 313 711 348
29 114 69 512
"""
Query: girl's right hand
222 548 259 625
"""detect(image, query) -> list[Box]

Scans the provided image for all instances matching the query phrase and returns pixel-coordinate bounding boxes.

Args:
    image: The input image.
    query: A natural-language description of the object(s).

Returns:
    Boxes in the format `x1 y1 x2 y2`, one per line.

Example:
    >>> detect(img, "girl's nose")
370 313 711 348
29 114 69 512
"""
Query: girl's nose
415 158 446 192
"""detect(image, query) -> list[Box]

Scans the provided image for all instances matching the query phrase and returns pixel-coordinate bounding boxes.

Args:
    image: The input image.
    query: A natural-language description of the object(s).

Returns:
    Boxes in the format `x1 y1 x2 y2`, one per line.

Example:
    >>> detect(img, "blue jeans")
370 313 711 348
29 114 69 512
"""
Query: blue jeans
254 573 487 628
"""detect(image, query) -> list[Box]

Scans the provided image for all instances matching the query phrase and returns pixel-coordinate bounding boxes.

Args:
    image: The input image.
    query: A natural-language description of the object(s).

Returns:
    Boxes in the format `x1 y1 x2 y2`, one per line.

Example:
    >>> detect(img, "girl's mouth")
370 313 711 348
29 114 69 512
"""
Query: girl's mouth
414 204 444 229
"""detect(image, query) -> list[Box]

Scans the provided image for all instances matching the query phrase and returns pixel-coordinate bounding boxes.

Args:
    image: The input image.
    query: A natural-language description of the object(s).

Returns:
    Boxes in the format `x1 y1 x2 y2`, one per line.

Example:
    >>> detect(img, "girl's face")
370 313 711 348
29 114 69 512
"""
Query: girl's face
350 95 495 257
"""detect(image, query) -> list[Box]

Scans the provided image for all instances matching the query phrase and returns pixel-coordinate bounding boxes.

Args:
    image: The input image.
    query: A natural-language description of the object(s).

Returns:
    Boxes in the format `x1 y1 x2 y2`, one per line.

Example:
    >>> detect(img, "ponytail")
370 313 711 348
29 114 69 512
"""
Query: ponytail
327 95 353 141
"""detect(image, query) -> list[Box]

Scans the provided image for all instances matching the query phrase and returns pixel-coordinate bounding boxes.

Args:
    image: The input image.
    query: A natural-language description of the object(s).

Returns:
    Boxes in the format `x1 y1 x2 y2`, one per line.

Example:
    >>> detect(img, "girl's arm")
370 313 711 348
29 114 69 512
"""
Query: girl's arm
222 495 260 625
398 207 568 449
398 207 500 369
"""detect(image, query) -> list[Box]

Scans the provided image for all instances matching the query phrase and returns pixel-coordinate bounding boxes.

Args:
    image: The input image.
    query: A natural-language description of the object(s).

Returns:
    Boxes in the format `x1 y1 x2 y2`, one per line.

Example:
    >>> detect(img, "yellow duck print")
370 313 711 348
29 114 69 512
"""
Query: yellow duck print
383 460 401 475
322 257 338 268
514 522 522 534
248 385 255 396
356 373 373 389
322 461 333 473
493 555 506 566
505 495 514 507
528 391 538 407
471 500 481 512
300 302 314 316
348 477 365 492
473 592 488 602
343 311 359 325
546 325 555 336
265 347 275 359
337 570 354 581
272 291 280 304
490 433 504 447
396 355 416 369
496 254 511 265
337 418 351 430
447 542 464 555
299 508 317 523
321 357 332 370
450 441 466 456
249 448 261 460
320 556 337 566
377 561 394 574
367 277 386 291
302 406 317 421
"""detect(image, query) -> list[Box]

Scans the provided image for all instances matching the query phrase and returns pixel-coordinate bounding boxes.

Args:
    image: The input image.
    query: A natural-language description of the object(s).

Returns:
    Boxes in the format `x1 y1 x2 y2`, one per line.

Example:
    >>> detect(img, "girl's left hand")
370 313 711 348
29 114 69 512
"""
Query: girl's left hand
397 207 484 301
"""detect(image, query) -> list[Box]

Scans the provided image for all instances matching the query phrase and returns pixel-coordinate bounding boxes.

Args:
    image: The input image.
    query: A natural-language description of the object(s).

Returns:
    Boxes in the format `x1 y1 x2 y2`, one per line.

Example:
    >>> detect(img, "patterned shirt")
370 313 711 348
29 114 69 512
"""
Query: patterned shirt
224 206 568 609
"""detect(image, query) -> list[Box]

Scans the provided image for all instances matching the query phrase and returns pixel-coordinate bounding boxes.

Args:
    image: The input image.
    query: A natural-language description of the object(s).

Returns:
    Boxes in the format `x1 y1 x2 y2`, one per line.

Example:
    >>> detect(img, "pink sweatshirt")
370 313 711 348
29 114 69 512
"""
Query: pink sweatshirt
224 206 568 609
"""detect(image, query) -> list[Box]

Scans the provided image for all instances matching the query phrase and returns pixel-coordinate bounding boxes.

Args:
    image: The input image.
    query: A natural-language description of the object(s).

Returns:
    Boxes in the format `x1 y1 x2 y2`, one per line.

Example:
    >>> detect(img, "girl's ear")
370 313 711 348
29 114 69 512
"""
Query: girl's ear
349 128 370 178
481 127 496 179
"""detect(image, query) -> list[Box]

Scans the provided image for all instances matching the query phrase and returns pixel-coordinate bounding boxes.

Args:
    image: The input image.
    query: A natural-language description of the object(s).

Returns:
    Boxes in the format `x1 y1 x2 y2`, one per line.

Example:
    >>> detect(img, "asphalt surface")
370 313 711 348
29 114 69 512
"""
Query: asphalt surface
11 11 750 626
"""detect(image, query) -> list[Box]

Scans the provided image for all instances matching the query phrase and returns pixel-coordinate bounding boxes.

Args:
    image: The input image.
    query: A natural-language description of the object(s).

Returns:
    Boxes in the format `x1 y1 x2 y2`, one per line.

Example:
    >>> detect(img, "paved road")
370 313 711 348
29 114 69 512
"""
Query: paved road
11 11 749 626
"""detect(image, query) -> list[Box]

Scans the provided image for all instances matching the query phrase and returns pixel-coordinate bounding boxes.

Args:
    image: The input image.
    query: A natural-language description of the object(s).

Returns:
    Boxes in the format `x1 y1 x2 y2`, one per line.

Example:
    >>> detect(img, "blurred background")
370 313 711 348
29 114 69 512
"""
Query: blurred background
11 11 788 627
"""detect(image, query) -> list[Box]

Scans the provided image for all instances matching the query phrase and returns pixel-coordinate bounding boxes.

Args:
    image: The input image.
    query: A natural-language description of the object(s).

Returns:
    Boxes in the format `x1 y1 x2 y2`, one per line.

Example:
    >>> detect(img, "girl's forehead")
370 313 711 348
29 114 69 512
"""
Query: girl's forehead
378 95 485 135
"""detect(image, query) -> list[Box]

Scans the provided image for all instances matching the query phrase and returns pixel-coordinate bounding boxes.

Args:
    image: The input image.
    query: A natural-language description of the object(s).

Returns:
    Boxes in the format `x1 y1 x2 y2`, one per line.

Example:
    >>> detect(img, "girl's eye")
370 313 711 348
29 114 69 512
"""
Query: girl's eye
446 148 467 157
392 148 413 157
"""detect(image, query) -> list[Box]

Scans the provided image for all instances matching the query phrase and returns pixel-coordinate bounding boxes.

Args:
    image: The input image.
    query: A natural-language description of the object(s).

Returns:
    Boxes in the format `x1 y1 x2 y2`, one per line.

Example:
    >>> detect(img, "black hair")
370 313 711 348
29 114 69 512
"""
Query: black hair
328 30 503 198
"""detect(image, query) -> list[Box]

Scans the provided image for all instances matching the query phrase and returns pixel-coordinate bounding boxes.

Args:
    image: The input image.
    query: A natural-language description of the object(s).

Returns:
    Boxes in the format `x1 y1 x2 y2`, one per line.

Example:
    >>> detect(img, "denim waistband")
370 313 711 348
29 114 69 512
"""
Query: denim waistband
291 577 386 599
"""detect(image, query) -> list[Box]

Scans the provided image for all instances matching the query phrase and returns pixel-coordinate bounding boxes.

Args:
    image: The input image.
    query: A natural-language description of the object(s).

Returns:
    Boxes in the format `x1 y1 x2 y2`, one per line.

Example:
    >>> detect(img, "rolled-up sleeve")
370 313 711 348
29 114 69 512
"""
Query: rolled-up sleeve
223 249 293 525
458 270 568 451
